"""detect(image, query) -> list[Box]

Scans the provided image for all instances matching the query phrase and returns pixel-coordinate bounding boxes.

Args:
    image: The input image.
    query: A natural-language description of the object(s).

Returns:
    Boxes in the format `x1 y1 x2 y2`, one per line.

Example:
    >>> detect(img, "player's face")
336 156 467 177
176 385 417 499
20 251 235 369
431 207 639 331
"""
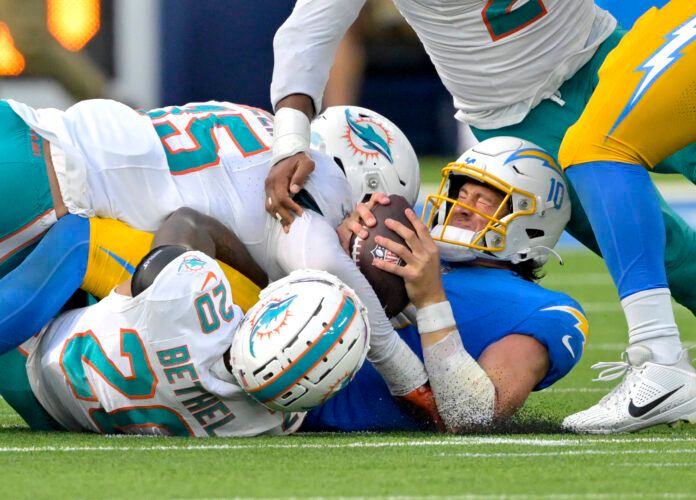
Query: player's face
449 181 508 232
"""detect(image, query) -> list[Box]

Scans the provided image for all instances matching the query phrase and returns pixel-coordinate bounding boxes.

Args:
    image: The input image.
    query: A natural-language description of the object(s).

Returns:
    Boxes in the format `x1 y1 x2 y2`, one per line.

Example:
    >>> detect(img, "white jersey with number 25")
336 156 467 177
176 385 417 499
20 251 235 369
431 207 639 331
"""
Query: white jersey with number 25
9 98 412 382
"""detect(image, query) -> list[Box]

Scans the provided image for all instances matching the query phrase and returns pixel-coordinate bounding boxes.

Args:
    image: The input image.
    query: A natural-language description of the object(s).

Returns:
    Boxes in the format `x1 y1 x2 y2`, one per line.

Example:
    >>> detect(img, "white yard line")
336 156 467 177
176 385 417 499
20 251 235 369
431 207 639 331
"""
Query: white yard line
442 448 696 458
242 495 694 500
544 387 607 393
612 462 696 467
1 436 695 453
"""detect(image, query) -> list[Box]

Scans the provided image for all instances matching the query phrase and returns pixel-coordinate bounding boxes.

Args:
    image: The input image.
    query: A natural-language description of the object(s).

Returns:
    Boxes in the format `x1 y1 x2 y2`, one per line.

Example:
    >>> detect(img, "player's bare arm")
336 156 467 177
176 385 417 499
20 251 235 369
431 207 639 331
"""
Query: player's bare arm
269 0 367 230
153 207 268 288
266 94 316 228
477 335 550 420
43 139 68 219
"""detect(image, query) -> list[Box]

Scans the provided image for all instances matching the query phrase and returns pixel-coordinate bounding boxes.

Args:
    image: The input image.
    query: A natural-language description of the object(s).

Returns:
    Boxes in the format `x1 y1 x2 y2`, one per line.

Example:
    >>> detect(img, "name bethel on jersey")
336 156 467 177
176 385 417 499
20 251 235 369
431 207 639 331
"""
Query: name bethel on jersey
22 251 304 437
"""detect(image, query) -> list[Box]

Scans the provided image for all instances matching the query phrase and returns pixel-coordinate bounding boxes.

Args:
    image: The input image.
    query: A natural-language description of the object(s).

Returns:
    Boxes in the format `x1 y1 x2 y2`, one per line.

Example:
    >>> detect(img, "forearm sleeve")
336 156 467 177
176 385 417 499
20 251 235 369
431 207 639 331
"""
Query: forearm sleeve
0 215 89 354
270 0 367 112
423 331 496 432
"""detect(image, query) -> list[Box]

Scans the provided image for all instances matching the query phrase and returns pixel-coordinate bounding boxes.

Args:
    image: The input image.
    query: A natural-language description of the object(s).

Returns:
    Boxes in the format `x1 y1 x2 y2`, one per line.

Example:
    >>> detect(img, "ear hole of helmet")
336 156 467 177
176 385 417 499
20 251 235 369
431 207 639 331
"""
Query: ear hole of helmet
526 228 545 239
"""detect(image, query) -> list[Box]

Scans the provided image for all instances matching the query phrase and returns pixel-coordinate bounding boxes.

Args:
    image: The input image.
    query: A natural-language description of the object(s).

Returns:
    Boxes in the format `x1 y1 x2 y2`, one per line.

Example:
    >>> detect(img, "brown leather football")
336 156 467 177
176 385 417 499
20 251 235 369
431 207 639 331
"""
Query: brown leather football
349 194 413 318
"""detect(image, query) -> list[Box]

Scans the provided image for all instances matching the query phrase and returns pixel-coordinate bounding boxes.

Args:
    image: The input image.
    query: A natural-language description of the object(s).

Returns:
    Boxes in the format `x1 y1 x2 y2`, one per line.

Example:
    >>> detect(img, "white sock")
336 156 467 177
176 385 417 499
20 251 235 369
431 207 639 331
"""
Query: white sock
622 288 682 364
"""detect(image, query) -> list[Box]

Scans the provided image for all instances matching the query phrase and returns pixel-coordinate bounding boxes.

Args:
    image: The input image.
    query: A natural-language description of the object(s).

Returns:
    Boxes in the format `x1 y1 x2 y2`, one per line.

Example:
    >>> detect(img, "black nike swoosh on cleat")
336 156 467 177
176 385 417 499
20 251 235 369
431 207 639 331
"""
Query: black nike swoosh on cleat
628 385 685 418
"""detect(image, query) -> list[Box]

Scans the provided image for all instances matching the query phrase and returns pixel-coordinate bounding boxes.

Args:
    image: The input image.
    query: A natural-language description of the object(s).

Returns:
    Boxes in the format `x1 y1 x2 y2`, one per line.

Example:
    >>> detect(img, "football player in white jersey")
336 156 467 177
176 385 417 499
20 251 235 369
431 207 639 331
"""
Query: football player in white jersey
265 0 696 433
22 207 295 436
266 0 615 222
3 98 431 415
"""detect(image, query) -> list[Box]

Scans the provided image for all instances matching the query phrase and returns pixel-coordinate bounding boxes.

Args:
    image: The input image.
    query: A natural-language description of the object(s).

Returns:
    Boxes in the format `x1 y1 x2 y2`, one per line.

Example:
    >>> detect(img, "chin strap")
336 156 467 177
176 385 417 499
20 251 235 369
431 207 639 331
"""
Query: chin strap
513 246 564 265
432 224 564 267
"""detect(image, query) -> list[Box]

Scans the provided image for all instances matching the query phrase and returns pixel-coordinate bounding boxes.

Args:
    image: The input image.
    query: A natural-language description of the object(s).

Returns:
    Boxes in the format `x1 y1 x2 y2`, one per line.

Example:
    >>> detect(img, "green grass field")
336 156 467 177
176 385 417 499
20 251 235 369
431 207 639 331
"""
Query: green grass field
2 250 696 499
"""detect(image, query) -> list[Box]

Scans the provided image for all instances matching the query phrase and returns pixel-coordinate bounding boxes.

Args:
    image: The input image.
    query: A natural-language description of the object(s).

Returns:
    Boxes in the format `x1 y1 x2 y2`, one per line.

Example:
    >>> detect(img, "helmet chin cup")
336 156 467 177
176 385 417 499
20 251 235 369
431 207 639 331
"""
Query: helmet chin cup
430 224 478 262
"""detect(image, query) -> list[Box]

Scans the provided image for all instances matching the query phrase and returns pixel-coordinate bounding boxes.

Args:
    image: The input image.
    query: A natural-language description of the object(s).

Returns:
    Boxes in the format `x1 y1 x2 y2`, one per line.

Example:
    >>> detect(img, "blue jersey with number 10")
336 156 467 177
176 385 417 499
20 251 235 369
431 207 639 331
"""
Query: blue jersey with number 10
304 265 588 432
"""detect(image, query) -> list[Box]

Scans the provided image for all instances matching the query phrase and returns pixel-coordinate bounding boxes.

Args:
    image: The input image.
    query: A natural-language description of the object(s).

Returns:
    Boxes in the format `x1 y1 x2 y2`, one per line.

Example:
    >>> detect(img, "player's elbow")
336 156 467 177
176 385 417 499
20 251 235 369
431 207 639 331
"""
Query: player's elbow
165 207 206 229
438 376 497 434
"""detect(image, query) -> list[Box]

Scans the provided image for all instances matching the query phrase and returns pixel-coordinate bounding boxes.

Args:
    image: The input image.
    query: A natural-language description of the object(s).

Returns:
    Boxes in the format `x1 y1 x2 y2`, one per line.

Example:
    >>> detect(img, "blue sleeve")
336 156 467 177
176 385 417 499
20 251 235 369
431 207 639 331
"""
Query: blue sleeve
0 215 89 354
514 302 588 390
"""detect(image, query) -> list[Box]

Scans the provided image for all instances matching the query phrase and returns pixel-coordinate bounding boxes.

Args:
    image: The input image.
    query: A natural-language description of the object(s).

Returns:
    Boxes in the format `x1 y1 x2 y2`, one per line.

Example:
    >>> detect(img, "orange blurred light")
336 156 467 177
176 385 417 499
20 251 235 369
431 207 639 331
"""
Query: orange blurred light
47 0 101 52
0 22 25 76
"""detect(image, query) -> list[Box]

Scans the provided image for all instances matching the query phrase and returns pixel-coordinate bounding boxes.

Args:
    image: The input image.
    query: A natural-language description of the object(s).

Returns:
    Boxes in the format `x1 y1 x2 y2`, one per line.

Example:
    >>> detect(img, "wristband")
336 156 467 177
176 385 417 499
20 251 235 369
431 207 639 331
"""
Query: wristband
416 300 456 334
271 107 311 166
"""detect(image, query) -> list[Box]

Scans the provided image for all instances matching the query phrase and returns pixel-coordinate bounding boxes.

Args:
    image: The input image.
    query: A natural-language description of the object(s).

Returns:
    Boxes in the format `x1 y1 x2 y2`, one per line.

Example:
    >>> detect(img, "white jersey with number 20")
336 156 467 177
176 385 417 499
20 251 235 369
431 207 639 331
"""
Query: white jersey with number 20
25 251 303 437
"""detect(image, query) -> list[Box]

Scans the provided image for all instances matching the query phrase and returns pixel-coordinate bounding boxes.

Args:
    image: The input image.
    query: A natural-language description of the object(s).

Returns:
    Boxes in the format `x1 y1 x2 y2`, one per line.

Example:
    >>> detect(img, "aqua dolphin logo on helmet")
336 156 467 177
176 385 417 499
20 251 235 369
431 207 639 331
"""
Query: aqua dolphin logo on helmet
344 109 394 163
249 295 297 357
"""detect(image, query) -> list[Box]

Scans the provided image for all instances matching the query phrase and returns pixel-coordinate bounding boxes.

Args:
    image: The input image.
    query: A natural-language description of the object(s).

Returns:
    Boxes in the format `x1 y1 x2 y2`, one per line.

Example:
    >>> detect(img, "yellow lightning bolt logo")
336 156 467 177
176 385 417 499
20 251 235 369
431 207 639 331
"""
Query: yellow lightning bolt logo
506 148 562 173
542 305 589 359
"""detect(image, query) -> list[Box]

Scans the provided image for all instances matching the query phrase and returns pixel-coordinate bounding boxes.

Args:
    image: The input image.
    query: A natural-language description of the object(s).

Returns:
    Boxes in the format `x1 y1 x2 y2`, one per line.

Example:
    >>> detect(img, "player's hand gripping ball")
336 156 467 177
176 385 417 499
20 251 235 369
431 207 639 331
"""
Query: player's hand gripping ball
349 194 413 317
230 270 370 412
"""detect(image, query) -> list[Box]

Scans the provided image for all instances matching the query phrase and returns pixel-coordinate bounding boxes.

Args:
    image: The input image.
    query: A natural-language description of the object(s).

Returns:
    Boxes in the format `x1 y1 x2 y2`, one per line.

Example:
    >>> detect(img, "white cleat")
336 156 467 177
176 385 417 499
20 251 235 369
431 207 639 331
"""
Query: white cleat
562 345 696 434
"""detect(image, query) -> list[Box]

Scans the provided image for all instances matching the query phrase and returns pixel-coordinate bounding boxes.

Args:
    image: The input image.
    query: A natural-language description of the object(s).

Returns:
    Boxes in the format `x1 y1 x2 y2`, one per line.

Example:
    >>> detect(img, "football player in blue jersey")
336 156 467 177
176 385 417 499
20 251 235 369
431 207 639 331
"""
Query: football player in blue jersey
304 137 589 432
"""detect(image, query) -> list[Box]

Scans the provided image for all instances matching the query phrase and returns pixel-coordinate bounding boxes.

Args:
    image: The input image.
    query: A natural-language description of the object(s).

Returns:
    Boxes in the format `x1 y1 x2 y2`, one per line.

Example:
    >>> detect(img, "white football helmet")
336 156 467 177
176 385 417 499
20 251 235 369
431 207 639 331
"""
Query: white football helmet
310 106 420 206
423 136 571 265
230 269 370 412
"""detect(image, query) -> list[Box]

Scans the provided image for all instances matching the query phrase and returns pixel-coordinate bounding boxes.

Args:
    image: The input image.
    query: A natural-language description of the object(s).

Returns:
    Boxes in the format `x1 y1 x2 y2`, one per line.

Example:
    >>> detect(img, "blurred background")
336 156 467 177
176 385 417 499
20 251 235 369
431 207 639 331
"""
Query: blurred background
0 0 671 158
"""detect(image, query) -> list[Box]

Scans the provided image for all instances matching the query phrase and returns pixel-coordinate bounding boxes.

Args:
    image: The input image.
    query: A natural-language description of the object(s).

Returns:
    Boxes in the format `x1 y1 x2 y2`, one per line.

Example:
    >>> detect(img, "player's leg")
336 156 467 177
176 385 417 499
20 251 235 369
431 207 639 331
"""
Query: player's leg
473 20 696 316
468 335 548 422
561 0 696 356
650 142 696 314
558 1 696 432
0 213 263 356
0 215 90 355
0 349 64 430
0 101 58 278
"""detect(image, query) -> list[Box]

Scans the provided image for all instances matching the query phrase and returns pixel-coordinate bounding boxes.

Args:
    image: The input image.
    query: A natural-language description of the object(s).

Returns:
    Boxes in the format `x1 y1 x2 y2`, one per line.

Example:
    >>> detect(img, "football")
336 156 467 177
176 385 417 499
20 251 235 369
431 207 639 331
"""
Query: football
349 194 413 317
